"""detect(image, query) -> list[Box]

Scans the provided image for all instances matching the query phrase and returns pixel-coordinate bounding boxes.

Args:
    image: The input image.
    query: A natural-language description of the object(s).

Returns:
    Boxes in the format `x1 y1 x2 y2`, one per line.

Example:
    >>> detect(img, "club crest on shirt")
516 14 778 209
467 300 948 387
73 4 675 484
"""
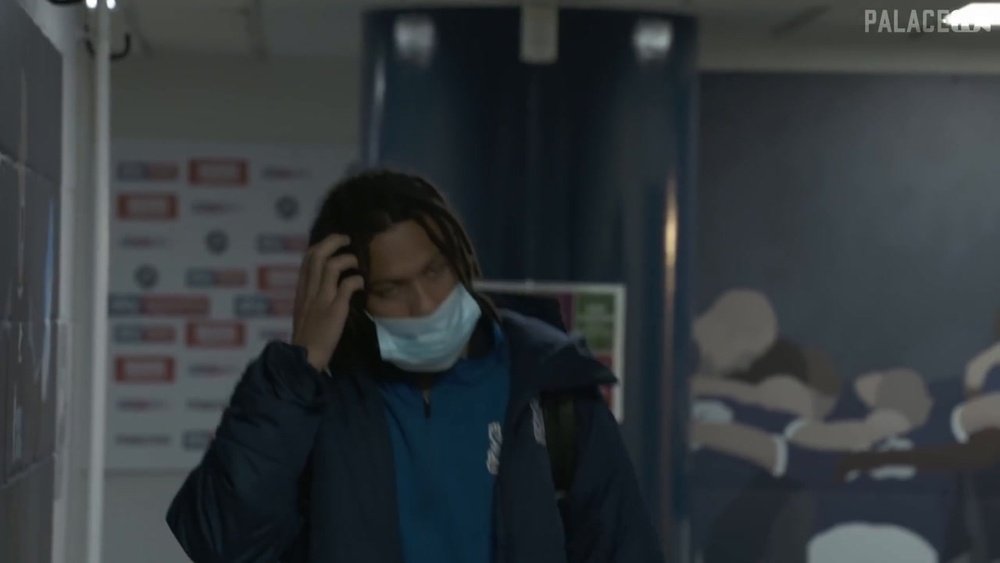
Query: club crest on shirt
530 399 546 446
487 422 503 475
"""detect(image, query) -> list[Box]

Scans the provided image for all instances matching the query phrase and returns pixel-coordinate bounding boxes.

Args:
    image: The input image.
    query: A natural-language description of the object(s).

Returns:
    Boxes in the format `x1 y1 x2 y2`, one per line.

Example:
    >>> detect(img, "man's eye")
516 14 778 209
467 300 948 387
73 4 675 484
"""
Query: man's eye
426 262 447 277
373 286 398 298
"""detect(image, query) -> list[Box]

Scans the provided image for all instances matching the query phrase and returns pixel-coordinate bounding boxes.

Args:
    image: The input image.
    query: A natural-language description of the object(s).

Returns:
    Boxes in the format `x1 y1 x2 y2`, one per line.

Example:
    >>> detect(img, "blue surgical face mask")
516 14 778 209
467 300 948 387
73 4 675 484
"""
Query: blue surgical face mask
370 284 483 373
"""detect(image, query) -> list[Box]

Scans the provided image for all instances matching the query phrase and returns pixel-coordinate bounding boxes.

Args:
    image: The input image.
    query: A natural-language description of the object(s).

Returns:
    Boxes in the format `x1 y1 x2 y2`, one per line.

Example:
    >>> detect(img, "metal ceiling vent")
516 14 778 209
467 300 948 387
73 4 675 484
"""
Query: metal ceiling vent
394 13 436 67
634 19 674 62
521 3 559 65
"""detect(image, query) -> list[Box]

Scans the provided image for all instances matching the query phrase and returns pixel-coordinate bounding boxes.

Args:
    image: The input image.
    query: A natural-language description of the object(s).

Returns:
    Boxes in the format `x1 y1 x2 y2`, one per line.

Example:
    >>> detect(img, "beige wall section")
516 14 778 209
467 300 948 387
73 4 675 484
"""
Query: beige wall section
105 53 359 563
112 55 361 145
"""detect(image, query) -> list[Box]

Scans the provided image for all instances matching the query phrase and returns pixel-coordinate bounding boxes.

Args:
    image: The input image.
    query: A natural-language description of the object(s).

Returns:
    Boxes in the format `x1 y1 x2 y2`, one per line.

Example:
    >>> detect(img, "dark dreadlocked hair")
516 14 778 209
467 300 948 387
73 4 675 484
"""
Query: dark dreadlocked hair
308 169 496 374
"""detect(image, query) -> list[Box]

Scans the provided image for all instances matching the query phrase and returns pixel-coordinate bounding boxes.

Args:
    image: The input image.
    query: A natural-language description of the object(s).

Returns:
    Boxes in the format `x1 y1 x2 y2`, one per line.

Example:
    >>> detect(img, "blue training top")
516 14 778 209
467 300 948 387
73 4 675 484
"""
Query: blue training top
377 322 511 563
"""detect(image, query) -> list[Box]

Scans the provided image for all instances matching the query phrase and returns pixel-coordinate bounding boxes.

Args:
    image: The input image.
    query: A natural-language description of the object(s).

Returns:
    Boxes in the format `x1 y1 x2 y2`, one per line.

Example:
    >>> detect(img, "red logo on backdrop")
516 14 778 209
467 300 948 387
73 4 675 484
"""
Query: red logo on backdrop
113 324 177 344
115 356 176 384
117 193 179 220
117 161 180 181
144 295 210 316
189 159 249 186
186 321 246 348
258 265 300 293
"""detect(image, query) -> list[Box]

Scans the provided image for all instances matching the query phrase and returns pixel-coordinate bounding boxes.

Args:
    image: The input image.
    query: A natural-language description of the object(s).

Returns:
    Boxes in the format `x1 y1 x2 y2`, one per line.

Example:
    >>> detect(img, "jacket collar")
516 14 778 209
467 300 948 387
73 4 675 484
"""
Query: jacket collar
499 310 617 417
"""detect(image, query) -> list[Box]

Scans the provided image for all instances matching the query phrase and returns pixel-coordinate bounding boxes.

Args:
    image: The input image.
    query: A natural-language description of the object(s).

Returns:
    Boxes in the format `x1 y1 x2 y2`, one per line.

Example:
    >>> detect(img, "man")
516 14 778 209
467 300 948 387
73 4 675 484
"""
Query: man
838 344 1000 475
692 289 779 379
783 367 934 452
839 346 1000 561
688 337 837 563
166 170 662 563
691 367 962 563
691 339 841 425
690 368 936 477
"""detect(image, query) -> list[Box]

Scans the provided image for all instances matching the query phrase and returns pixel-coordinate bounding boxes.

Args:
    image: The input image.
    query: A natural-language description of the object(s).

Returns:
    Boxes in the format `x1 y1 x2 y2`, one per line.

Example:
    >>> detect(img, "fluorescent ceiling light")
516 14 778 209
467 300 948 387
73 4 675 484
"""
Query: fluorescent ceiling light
944 3 1000 27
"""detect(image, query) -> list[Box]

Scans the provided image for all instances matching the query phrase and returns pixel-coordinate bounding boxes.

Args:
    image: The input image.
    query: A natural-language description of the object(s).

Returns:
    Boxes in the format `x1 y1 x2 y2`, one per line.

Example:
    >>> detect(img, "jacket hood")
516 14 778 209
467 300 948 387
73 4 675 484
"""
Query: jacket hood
499 309 618 396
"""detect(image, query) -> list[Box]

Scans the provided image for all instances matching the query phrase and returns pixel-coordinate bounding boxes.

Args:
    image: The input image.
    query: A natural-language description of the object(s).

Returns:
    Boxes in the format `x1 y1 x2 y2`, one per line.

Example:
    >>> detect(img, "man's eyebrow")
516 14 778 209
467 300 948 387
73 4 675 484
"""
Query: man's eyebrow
369 252 445 285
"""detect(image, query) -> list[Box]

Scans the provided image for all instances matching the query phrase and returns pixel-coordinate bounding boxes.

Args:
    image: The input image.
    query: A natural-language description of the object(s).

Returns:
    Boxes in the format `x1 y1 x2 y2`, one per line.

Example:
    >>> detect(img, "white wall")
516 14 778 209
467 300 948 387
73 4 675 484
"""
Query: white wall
13 2 93 563
112 55 361 146
700 18 1000 74
104 53 359 563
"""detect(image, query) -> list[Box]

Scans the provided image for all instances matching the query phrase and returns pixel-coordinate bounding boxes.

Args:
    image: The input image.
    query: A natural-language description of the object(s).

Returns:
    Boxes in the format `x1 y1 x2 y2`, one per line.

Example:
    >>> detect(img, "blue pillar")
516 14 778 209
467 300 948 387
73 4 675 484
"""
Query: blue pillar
362 8 697 555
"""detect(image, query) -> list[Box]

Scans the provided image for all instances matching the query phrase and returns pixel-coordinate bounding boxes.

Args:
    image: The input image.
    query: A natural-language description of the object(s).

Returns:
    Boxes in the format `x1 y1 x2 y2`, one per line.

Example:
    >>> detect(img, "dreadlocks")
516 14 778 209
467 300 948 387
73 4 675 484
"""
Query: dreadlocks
308 169 494 373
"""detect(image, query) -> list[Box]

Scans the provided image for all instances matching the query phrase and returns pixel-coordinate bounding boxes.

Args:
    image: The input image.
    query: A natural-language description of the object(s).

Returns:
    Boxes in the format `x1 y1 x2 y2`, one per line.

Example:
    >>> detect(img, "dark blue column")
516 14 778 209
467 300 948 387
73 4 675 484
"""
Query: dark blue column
362 8 696 554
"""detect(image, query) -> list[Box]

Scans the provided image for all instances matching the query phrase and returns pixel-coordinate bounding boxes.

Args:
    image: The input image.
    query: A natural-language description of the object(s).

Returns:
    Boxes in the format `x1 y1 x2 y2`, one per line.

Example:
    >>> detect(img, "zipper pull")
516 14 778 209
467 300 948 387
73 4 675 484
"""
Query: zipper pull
423 389 432 418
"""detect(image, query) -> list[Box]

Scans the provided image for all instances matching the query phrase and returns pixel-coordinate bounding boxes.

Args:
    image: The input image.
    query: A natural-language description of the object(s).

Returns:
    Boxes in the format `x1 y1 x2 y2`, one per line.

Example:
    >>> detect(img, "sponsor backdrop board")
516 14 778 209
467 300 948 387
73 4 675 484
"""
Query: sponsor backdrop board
107 141 353 470
475 280 627 422
107 142 626 468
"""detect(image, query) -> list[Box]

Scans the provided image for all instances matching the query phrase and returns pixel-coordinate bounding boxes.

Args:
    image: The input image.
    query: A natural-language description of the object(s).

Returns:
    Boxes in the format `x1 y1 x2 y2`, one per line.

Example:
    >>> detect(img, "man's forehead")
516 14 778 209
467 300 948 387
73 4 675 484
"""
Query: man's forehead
368 220 443 281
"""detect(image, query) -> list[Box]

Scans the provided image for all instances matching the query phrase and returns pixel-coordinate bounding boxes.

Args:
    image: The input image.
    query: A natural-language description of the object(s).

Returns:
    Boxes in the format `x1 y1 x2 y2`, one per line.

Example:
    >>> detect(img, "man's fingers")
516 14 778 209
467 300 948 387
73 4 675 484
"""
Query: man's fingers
304 234 351 300
330 274 365 314
317 254 360 304
295 251 314 313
